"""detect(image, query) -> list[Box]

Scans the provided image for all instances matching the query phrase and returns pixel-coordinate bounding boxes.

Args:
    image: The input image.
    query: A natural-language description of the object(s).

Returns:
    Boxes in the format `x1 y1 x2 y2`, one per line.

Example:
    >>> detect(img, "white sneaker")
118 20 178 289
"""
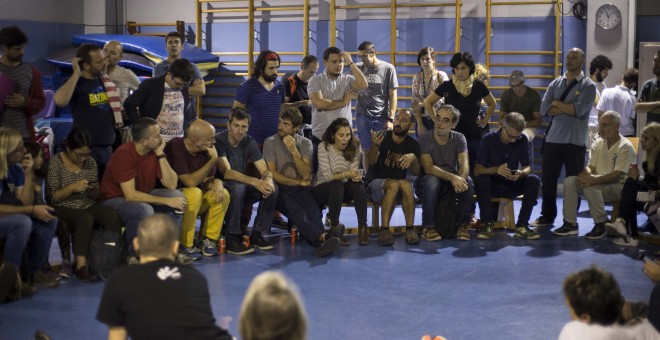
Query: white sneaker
612 237 639 247
605 218 628 238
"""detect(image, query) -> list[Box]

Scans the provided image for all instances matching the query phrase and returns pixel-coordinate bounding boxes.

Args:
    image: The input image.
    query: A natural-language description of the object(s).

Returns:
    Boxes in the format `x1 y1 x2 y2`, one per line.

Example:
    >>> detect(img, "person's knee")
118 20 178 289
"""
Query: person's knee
383 179 401 194
228 182 247 198
398 180 413 196
563 176 579 191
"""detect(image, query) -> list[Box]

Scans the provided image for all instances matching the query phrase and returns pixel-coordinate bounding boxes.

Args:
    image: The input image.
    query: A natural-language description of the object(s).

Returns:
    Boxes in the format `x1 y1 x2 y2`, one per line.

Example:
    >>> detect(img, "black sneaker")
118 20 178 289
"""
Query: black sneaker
251 231 274 250
227 235 255 255
314 237 340 257
530 216 555 227
552 222 579 236
585 222 607 239
327 223 345 240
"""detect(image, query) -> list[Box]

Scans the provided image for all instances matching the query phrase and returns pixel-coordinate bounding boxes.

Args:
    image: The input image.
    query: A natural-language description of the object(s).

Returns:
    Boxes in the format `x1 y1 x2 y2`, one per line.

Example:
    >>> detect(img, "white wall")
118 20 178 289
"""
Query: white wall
0 0 84 24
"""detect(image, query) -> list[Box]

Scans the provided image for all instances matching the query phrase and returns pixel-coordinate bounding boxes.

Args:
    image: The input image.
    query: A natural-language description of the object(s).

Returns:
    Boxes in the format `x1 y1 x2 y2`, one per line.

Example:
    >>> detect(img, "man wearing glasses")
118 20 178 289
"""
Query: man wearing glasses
473 112 540 240
123 58 194 142
355 41 399 171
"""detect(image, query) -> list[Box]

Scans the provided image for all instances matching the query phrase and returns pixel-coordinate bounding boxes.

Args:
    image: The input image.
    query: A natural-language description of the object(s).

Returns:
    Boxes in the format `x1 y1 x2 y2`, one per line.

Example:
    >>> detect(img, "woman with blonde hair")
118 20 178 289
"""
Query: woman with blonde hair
606 122 660 246
239 271 307 340
0 127 58 289
412 46 449 136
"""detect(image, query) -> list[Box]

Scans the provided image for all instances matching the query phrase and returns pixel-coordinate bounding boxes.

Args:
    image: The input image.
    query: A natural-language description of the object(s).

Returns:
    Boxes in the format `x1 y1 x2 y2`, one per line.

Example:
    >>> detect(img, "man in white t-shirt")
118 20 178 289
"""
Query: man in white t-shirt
597 68 639 137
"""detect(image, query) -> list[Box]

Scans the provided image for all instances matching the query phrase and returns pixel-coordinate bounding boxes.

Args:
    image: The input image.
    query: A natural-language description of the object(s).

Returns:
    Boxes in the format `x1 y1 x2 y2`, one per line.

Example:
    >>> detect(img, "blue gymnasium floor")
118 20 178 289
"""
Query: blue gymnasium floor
0 198 658 340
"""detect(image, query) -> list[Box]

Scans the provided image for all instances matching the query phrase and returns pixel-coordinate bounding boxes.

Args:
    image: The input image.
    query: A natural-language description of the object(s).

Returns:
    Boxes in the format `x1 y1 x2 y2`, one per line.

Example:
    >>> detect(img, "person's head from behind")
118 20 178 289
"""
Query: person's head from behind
474 63 490 83
278 107 303 138
449 51 476 81
622 67 639 91
227 107 251 144
299 55 319 81
239 271 307 340
131 117 162 152
63 127 93 166
76 43 106 77
165 31 184 58
23 140 45 173
134 214 179 261
562 266 622 325
0 127 24 179
0 25 28 63
322 118 359 160
165 58 194 89
323 47 344 77
253 50 280 83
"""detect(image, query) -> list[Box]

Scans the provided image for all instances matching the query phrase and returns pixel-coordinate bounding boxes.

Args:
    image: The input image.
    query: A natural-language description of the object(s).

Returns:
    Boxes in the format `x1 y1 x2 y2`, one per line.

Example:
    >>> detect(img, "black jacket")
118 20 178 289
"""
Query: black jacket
123 75 194 125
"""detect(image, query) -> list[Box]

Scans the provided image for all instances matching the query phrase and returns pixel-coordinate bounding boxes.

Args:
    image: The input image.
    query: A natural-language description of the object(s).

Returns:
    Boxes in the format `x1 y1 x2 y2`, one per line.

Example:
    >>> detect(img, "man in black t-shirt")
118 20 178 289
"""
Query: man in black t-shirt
96 214 232 340
366 109 420 246
282 55 319 138
215 107 278 255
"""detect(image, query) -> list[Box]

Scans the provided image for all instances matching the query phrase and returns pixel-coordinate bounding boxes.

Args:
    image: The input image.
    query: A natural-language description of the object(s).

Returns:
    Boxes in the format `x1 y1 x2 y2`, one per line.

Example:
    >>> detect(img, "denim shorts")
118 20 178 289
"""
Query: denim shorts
356 113 388 150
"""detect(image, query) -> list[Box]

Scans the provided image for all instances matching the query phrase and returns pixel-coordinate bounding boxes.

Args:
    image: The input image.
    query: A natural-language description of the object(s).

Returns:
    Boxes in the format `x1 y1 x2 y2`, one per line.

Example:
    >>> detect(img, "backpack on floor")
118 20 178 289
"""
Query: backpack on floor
434 190 459 239
88 229 123 281
0 262 22 303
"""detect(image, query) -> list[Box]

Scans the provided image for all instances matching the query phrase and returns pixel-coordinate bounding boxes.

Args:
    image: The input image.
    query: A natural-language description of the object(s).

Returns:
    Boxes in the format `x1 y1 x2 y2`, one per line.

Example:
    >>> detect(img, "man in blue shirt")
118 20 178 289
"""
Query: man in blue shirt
532 48 597 228
474 112 540 240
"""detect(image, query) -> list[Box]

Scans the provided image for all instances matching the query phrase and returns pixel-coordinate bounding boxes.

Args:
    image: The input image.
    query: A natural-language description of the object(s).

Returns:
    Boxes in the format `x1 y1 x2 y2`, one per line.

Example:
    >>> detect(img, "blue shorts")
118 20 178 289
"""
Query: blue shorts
356 113 388 150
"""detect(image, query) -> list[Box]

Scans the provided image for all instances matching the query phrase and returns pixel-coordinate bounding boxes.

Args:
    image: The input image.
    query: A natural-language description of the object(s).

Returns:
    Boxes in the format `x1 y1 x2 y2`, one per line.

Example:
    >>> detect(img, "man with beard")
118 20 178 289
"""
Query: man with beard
308 47 368 169
0 26 45 140
587 55 613 149
366 108 420 245
55 44 120 176
263 107 341 257
153 32 205 130
355 41 399 171
233 50 285 146
637 50 660 123
531 48 597 228
415 105 473 241
282 55 319 138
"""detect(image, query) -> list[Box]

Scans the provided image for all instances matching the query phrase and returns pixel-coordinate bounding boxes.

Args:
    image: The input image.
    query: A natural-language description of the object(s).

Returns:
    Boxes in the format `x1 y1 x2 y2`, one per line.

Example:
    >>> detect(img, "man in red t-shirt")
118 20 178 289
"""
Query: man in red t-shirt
99 118 186 261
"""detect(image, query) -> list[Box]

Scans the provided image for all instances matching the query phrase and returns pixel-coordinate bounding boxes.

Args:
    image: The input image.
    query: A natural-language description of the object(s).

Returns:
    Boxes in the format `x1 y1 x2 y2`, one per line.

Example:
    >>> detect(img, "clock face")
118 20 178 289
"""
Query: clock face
596 4 622 29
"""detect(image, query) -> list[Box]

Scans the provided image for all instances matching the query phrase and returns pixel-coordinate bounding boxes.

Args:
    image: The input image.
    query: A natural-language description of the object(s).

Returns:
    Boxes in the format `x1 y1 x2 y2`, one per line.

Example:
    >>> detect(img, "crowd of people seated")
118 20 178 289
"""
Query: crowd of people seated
3 23 660 338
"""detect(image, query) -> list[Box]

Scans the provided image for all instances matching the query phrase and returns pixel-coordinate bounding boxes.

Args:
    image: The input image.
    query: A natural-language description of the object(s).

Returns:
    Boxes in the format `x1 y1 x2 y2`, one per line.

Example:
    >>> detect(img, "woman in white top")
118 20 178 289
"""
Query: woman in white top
412 47 449 136
313 118 368 246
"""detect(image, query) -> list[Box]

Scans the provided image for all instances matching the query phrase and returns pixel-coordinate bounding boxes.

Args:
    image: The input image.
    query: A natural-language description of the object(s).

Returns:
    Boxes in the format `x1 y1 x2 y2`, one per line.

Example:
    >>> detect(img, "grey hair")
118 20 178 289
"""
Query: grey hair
502 112 526 132
438 104 461 123
510 70 525 83
601 110 621 126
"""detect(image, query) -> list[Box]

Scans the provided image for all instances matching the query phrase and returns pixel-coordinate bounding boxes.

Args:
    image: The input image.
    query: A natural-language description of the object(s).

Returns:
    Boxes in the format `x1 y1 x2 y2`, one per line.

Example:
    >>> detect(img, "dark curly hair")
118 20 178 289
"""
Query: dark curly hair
321 118 360 162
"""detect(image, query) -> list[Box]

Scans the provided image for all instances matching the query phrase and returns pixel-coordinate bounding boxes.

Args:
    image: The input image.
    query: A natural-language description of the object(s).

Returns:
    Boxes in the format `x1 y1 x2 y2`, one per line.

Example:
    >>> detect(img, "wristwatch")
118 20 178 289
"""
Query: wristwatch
387 117 394 123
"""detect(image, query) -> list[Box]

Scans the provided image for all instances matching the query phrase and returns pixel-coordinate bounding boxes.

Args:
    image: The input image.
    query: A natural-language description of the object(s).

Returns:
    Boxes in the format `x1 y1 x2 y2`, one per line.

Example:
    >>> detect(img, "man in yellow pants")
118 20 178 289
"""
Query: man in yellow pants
165 120 229 257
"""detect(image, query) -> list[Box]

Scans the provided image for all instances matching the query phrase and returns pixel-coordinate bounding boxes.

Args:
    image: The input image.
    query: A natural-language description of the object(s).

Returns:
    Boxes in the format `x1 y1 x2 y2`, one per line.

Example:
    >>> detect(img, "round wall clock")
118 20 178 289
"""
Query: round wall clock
595 4 622 29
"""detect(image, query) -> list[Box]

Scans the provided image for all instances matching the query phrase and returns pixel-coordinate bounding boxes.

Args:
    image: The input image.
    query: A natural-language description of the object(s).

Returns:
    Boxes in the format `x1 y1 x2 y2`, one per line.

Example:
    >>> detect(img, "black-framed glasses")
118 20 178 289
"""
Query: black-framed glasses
502 126 523 140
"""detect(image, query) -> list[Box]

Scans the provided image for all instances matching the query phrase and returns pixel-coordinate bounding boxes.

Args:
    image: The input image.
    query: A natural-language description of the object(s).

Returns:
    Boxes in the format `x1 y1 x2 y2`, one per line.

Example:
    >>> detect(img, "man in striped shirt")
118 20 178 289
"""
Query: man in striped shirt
0 26 45 140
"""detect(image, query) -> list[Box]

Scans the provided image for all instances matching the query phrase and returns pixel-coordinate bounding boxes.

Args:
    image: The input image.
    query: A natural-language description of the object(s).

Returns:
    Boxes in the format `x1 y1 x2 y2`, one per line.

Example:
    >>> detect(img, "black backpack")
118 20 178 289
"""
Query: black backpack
434 190 459 239
88 229 123 281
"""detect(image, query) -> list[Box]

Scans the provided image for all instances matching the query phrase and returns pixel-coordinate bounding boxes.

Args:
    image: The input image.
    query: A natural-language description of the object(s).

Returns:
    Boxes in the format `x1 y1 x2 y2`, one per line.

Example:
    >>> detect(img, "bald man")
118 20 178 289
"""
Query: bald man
164 120 229 258
97 214 233 340
533 48 597 228
103 40 140 103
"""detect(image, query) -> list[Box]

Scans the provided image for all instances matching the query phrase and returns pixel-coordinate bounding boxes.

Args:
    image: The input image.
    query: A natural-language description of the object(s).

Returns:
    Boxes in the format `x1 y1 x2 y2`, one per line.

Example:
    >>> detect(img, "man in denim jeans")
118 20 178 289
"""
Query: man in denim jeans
415 105 474 241
99 118 189 264
215 107 278 255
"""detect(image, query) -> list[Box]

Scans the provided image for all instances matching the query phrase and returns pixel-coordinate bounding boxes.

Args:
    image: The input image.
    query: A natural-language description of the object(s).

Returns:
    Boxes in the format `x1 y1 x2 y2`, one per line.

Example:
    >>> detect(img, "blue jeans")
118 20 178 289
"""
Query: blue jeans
0 214 32 267
28 217 57 274
474 174 540 226
101 188 183 257
414 175 474 226
224 181 278 236
356 113 388 150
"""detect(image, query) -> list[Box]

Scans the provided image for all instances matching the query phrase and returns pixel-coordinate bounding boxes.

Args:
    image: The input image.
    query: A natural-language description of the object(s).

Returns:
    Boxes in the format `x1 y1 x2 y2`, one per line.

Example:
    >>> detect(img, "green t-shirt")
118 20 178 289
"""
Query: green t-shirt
500 86 542 122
